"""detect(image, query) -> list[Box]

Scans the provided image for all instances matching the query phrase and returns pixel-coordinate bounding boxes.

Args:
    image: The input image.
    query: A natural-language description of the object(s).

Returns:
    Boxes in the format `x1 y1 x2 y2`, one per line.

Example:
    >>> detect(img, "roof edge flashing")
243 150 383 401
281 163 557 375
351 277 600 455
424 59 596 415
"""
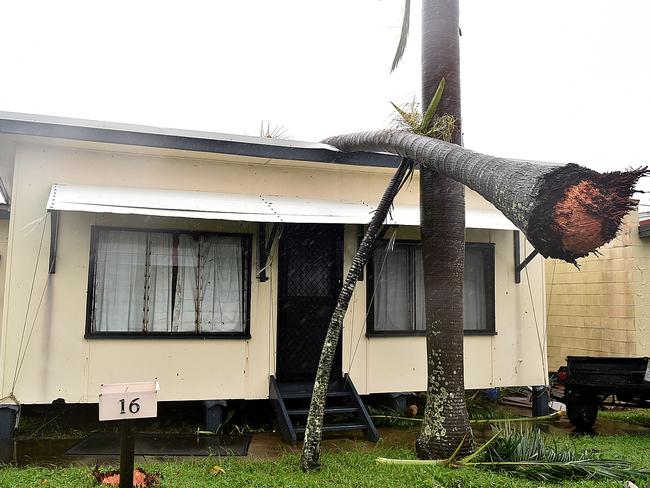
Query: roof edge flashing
0 112 401 168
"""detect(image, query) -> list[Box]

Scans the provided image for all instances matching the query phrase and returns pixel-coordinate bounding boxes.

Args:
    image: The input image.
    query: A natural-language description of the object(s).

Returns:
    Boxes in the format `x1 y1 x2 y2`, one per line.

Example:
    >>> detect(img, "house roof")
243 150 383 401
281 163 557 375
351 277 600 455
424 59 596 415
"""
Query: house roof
0 111 400 168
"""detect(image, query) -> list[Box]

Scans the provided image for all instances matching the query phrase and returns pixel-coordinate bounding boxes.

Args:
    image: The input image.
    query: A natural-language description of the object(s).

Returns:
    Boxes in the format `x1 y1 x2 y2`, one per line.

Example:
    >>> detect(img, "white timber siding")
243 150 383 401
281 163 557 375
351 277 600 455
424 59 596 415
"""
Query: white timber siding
0 135 547 404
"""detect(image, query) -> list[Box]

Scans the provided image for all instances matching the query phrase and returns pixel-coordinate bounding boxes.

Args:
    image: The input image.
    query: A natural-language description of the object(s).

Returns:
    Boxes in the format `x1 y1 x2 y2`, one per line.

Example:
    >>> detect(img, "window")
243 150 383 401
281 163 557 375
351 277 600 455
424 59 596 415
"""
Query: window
86 228 251 337
367 241 495 335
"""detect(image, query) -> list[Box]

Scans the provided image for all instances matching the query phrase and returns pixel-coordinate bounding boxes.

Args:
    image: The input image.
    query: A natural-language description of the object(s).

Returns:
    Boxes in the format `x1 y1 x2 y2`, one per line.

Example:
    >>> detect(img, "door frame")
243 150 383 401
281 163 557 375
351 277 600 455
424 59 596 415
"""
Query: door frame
275 223 344 382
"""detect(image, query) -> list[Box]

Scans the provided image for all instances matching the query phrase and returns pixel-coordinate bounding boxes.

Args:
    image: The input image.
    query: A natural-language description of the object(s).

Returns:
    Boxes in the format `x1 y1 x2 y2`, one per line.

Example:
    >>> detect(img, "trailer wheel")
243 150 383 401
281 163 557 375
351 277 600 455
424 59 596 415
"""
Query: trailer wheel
566 396 598 430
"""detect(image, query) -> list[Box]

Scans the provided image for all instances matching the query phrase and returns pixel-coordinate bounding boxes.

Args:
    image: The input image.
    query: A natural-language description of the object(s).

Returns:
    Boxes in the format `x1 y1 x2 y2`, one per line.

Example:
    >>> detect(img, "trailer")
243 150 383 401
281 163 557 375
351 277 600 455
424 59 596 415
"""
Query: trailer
555 356 650 429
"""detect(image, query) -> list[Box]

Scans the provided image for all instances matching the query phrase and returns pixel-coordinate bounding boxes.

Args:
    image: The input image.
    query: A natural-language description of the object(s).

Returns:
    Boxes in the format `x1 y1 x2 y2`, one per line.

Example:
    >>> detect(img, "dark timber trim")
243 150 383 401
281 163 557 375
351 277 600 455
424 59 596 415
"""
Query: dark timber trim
257 223 282 282
48 210 59 274
258 223 267 282
639 222 650 239
514 230 540 284
0 117 401 168
269 375 297 446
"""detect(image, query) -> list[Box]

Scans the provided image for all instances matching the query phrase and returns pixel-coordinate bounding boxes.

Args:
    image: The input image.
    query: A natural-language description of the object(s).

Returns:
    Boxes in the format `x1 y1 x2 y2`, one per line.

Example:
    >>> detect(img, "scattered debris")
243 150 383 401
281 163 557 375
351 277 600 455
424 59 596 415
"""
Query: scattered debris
211 465 225 476
92 465 161 487
405 405 418 418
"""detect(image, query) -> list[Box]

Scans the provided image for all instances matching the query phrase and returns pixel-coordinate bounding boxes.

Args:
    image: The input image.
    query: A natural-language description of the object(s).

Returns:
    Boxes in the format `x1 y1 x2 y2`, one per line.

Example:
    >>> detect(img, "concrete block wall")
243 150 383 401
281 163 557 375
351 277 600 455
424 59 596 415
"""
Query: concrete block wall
546 212 642 371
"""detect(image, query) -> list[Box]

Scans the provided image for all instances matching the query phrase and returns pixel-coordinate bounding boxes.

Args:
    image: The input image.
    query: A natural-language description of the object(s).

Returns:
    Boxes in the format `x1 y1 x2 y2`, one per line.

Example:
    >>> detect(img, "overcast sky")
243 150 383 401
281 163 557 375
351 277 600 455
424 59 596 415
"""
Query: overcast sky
1 1 649 199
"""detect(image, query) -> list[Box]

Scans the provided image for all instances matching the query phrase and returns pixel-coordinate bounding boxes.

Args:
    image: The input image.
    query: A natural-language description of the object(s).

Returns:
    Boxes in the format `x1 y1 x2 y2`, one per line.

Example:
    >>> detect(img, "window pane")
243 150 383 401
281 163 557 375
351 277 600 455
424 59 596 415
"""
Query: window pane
464 246 488 330
93 230 147 332
148 232 173 332
173 234 199 332
373 244 411 331
91 229 248 335
414 247 426 331
198 235 244 333
370 241 495 334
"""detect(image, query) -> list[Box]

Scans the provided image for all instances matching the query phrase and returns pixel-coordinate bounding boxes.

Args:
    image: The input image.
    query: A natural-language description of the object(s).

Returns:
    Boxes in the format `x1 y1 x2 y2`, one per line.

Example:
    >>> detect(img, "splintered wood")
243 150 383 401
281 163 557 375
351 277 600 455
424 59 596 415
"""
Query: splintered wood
554 169 648 259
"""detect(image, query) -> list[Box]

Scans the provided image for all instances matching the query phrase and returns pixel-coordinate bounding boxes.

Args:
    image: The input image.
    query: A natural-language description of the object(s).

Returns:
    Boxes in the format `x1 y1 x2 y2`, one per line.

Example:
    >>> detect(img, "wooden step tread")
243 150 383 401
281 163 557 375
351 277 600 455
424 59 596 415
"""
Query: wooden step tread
294 423 368 434
280 390 349 399
287 406 359 416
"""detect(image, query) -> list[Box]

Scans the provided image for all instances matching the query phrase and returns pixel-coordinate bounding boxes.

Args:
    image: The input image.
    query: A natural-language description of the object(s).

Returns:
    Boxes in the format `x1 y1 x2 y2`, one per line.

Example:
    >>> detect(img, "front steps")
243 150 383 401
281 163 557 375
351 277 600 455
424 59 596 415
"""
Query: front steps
269 374 379 447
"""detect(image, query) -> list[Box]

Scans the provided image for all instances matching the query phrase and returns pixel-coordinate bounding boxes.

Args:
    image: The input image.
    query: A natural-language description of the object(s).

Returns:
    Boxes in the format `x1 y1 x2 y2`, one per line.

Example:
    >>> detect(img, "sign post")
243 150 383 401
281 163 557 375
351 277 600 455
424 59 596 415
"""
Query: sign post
99 381 159 488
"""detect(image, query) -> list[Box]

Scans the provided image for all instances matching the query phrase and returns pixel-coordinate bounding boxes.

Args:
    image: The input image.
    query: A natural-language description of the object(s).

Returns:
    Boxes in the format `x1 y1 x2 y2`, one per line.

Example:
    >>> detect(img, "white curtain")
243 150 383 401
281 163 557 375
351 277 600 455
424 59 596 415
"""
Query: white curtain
93 230 245 334
173 234 200 332
198 235 244 332
93 230 147 332
373 245 412 331
147 232 173 332
464 247 487 330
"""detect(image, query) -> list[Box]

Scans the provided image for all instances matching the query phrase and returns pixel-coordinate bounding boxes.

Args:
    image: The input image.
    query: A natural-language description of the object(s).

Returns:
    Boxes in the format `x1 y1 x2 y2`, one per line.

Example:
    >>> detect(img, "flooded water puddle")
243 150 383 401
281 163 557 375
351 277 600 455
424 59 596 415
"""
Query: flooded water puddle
1 417 648 467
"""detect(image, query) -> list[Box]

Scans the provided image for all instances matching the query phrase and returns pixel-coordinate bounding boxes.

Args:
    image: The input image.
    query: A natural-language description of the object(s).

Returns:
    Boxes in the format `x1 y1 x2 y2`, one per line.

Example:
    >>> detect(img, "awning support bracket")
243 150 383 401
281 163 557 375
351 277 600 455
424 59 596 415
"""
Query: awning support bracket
49 210 60 274
513 230 539 284
257 222 283 282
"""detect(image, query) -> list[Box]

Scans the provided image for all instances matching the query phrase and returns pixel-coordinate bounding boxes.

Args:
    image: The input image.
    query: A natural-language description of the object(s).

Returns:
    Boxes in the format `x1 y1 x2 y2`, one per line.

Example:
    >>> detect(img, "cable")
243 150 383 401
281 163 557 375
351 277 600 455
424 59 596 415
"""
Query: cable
13 215 55 391
10 212 49 393
523 240 548 386
347 229 398 372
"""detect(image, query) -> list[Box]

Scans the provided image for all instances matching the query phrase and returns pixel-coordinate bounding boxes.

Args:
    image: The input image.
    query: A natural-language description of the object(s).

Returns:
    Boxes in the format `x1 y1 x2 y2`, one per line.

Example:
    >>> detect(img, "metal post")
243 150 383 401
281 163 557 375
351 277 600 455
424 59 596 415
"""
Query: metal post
119 420 135 488
532 386 549 417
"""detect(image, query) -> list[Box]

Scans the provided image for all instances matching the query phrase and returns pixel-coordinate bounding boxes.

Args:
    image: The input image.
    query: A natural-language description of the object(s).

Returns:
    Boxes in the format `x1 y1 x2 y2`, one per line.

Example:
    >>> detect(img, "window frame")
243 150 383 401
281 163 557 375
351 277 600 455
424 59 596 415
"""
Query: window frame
85 225 253 339
366 240 496 337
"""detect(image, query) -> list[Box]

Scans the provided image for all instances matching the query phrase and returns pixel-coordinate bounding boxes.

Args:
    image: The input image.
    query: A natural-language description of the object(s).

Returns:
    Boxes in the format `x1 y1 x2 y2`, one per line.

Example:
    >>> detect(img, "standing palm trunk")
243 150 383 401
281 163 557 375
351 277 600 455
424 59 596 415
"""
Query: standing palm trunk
416 0 473 459
300 158 413 472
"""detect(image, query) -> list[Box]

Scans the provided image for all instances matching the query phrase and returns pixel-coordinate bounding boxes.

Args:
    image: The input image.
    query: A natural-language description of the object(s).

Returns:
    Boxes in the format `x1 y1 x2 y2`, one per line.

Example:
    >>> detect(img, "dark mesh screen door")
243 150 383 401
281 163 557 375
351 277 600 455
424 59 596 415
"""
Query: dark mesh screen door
277 224 343 381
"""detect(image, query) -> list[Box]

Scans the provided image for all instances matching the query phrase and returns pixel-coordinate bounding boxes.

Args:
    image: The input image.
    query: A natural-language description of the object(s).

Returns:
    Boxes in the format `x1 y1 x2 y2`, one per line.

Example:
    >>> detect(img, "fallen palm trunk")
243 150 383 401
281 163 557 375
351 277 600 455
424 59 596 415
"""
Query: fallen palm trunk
324 130 647 263
300 158 413 472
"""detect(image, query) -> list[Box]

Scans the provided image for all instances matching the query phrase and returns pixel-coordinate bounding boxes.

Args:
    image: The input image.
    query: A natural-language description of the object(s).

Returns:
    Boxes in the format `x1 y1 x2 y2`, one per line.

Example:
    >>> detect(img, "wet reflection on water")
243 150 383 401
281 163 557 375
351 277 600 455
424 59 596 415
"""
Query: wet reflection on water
0 416 648 467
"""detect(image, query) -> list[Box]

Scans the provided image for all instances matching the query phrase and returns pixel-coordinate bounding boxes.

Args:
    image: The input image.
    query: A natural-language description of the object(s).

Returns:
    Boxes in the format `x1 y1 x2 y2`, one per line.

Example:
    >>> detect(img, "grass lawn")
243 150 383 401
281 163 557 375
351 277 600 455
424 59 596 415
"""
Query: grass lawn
600 408 650 427
1 432 649 488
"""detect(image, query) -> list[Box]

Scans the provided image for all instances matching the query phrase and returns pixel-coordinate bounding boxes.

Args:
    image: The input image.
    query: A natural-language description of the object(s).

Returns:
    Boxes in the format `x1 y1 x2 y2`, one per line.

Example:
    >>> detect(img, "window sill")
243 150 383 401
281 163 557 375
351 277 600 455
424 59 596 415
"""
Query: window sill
463 330 497 336
366 331 426 338
365 330 497 338
85 332 251 340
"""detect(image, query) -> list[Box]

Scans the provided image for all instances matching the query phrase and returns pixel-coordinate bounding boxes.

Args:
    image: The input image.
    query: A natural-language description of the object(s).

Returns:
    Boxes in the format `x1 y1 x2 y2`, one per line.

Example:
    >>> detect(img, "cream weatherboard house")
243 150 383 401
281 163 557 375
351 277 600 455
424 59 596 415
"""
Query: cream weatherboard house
0 113 547 441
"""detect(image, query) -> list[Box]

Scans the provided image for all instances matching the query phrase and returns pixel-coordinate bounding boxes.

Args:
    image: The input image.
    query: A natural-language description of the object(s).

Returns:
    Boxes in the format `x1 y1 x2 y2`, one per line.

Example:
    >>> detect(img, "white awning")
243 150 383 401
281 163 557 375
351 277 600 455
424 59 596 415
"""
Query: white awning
46 183 517 230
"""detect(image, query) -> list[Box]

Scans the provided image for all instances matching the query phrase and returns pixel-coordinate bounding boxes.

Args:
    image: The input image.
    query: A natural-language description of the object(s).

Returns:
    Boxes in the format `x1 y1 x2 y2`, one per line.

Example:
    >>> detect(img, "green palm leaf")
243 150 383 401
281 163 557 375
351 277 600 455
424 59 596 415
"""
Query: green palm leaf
420 78 445 132
472 427 650 482
390 0 411 72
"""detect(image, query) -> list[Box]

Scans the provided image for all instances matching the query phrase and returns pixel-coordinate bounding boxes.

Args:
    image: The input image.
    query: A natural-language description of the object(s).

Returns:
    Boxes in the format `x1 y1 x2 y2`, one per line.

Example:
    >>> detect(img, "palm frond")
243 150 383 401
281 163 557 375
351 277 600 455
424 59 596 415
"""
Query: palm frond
468 459 650 483
390 99 457 142
390 0 411 72
420 78 445 131
472 426 650 482
260 120 289 139
390 102 414 126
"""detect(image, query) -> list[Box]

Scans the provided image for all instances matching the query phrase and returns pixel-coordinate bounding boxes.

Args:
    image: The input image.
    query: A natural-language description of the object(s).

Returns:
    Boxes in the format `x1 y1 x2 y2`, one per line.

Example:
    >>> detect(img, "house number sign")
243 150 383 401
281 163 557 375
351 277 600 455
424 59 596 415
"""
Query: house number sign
99 381 159 421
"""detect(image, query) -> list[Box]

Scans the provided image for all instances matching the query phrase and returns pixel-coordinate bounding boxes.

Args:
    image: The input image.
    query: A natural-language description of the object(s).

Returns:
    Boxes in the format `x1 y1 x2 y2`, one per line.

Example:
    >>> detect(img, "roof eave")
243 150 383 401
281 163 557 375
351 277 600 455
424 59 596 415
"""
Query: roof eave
0 113 401 168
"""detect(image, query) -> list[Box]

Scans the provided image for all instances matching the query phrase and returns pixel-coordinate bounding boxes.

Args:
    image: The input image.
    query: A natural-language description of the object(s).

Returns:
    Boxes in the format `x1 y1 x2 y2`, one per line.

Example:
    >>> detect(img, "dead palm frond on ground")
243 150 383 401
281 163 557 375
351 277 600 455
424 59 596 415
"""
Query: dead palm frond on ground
478 427 650 482
378 426 650 483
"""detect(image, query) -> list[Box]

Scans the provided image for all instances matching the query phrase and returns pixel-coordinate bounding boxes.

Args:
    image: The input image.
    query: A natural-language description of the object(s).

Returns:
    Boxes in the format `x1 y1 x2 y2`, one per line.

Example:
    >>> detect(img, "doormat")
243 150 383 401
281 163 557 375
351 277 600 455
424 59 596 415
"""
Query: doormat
65 433 251 456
